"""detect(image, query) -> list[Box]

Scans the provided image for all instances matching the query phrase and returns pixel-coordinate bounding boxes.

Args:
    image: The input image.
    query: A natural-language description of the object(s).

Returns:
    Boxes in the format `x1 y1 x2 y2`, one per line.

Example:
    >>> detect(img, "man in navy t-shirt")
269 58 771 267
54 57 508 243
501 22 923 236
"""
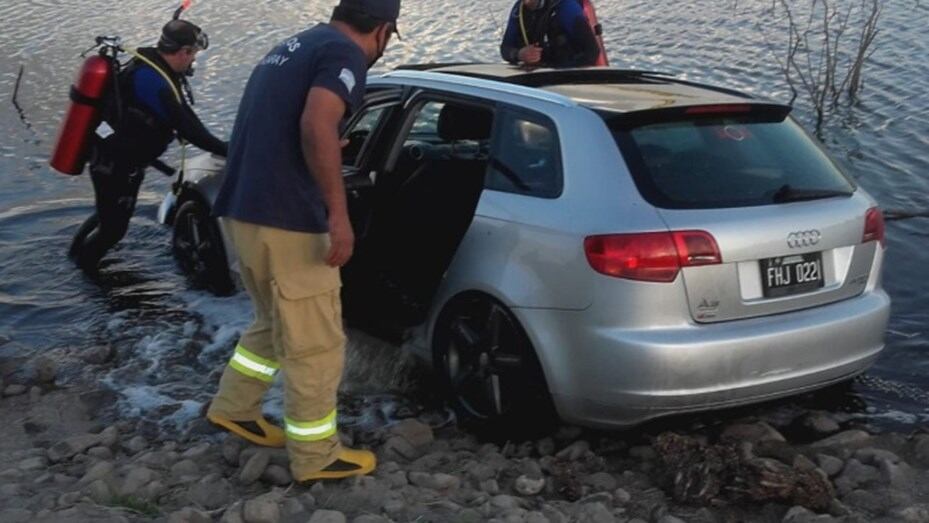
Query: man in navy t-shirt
208 0 401 482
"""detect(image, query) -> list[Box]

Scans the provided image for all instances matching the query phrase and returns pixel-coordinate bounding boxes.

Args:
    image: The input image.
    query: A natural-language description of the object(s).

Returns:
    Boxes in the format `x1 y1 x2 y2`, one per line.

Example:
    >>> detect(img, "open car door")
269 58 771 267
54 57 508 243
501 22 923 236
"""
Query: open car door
341 94 497 342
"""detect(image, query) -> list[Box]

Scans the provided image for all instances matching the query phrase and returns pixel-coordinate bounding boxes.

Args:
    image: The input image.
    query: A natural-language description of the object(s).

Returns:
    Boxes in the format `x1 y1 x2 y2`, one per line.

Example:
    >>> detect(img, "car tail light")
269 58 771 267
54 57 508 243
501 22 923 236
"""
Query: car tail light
584 231 721 282
863 207 885 246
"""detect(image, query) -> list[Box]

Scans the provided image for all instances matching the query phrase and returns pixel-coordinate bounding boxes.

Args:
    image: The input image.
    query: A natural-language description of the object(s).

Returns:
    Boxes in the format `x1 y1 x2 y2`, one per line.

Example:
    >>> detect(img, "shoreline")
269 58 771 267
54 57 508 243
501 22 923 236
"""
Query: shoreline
2 350 928 523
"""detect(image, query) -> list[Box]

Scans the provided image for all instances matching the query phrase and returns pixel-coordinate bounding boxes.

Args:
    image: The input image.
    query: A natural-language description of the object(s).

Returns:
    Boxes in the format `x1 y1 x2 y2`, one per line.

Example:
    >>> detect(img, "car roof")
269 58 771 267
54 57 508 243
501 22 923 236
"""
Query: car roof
390 63 758 114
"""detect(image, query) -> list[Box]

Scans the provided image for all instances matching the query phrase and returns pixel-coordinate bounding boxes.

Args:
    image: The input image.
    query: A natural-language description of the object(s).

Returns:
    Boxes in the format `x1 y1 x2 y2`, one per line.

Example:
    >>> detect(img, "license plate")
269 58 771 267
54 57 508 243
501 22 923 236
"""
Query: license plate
760 252 824 298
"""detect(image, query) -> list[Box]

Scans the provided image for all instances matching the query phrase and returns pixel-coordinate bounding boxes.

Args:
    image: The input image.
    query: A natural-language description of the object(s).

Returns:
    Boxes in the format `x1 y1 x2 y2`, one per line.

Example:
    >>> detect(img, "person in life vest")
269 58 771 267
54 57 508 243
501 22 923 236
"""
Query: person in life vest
68 19 228 276
500 0 602 68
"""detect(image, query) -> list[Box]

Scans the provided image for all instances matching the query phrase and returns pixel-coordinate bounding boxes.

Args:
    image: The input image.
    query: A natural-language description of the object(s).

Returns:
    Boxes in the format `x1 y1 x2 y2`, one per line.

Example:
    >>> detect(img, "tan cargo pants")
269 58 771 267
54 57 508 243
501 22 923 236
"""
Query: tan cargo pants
208 218 344 477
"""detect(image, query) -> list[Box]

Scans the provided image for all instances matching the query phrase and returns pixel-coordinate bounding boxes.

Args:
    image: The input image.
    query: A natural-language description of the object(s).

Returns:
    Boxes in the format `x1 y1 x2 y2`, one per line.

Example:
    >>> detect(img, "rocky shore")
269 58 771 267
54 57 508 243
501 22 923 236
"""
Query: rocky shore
2 351 928 523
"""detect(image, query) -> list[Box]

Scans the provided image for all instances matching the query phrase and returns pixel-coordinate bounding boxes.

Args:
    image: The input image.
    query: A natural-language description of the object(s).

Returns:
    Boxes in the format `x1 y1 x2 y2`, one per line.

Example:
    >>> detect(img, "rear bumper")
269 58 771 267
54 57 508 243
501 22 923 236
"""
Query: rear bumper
514 289 890 429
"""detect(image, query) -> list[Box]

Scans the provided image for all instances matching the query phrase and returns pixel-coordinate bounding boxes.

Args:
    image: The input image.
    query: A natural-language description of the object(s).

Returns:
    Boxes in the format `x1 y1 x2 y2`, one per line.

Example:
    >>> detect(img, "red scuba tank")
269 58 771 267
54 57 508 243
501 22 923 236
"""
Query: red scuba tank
50 54 114 175
580 0 609 66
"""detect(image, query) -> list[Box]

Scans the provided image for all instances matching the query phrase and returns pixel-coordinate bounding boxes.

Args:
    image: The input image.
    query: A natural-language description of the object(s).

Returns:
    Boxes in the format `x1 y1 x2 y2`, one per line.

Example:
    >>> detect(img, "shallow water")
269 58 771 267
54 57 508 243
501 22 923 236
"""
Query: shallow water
0 0 927 435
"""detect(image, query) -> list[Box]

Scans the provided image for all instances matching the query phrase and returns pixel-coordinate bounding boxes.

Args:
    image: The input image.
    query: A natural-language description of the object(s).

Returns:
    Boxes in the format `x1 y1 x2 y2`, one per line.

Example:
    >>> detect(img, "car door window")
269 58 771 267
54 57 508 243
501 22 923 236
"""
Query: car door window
487 109 562 198
342 103 393 168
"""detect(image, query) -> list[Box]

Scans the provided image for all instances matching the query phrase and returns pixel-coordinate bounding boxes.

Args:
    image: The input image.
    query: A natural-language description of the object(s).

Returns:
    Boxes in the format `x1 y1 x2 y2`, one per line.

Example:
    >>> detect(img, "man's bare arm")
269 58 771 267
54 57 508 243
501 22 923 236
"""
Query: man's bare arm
301 86 353 267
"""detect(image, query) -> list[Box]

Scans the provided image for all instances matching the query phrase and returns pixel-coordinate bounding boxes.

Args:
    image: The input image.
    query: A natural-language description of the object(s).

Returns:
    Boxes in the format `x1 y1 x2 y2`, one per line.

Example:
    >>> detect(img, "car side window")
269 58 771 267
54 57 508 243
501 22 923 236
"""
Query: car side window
342 104 391 168
486 109 562 198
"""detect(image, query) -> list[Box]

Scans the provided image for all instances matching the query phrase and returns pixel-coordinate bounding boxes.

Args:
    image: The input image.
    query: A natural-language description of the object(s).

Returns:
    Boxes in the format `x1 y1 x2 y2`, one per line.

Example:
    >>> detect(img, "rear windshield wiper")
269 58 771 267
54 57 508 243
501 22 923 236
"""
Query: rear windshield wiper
772 184 854 203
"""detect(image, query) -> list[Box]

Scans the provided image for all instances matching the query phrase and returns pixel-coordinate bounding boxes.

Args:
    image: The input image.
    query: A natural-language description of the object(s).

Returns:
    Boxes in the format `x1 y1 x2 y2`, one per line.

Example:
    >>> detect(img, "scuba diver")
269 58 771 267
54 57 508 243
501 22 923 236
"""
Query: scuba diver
500 0 607 68
64 15 227 276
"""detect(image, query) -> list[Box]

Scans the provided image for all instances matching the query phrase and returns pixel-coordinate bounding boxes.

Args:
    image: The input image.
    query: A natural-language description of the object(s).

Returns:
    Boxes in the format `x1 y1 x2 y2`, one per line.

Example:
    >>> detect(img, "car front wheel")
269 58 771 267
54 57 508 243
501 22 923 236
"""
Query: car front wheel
172 199 234 296
433 293 557 438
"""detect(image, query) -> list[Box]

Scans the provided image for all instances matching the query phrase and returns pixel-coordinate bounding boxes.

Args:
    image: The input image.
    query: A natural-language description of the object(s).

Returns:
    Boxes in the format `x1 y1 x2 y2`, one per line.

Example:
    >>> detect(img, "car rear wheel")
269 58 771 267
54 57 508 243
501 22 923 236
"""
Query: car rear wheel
433 293 557 438
172 200 234 296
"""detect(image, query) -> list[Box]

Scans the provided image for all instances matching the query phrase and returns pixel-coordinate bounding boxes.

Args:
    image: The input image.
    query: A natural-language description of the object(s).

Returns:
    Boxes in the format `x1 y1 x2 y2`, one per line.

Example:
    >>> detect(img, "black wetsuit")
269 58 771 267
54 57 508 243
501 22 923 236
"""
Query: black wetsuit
70 48 227 274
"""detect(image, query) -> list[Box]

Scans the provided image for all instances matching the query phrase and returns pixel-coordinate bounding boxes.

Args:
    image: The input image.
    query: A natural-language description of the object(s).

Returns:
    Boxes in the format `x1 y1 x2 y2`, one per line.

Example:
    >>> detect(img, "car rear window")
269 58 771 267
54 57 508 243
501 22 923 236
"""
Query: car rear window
609 113 855 209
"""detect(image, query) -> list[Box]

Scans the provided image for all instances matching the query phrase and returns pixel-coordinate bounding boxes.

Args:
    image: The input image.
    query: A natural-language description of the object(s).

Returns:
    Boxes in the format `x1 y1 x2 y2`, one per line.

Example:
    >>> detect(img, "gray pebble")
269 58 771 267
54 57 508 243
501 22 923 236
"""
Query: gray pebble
308 509 347 523
86 446 114 460
18 456 47 471
556 440 591 460
80 461 114 484
123 435 148 455
168 507 212 523
261 464 292 486
181 442 212 460
240 449 270 485
814 453 843 477
0 509 32 523
514 475 546 496
583 472 617 492
243 494 281 523
84 479 112 504
3 384 27 397
171 459 200 479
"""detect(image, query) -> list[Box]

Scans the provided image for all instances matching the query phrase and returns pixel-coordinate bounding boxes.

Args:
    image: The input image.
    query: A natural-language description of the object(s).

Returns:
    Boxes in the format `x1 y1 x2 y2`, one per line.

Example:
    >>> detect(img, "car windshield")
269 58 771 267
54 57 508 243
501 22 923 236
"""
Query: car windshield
609 114 855 209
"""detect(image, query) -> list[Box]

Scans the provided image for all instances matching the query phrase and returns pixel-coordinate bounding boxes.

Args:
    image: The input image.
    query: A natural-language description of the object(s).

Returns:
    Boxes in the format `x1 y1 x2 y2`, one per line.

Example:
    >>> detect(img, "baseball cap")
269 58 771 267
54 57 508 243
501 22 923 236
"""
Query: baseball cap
338 0 402 37
159 19 209 51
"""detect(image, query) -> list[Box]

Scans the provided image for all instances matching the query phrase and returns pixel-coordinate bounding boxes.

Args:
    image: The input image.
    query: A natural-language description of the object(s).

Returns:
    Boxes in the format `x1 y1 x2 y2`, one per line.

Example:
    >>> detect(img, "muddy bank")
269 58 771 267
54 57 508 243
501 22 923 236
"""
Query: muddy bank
2 351 929 523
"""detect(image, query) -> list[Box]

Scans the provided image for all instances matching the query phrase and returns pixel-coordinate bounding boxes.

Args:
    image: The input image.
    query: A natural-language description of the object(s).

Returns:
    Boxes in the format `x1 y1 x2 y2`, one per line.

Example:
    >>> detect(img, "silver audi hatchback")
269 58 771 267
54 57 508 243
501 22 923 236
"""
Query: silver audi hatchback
162 64 890 431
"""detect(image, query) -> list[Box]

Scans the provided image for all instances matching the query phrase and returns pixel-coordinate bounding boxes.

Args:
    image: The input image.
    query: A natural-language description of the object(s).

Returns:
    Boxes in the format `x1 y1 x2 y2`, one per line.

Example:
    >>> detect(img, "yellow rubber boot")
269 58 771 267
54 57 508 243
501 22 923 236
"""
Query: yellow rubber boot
207 414 286 448
296 448 377 482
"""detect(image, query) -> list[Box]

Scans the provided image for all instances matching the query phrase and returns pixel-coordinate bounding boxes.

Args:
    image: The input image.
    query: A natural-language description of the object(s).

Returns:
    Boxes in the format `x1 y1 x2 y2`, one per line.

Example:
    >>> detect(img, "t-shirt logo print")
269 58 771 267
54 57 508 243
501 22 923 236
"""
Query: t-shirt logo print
285 38 301 53
339 68 356 94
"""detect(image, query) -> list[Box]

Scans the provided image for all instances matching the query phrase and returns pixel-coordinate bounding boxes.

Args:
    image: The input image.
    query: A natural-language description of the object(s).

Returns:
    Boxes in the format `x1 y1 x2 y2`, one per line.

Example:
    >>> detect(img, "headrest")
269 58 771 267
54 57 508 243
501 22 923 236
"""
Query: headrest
437 104 493 141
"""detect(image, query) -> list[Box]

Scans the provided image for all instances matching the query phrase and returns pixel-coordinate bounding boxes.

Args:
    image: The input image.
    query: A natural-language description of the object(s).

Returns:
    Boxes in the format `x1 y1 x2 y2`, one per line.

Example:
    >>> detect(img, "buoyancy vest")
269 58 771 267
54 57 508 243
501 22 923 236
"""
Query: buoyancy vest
520 0 607 67
100 48 185 169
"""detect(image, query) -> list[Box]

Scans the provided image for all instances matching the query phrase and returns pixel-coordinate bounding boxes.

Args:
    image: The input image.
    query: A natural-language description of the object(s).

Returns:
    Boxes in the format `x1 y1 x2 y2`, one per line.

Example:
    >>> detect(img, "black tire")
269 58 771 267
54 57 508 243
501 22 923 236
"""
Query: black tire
172 199 234 296
432 293 557 439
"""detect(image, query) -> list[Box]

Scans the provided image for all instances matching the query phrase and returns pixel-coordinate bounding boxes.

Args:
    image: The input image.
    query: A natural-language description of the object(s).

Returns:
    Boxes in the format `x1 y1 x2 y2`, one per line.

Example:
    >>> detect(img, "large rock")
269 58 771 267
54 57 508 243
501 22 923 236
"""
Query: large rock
389 418 434 448
48 434 104 462
809 430 871 450
240 449 271 485
243 493 281 523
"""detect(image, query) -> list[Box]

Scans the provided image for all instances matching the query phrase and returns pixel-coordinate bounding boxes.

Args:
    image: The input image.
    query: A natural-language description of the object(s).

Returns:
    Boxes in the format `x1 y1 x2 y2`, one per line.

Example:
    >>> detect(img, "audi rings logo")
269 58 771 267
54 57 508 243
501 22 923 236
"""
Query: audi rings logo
787 230 822 248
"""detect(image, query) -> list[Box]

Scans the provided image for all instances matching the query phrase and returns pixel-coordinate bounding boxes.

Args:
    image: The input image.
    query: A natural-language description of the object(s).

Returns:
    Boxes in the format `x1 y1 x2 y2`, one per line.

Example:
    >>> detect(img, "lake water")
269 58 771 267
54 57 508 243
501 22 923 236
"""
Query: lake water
1 0 927 435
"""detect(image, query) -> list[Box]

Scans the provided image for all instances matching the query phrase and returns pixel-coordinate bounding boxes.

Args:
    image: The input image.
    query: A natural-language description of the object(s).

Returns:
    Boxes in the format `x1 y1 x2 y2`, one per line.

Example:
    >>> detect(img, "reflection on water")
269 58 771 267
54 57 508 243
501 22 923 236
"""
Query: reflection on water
0 0 927 435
